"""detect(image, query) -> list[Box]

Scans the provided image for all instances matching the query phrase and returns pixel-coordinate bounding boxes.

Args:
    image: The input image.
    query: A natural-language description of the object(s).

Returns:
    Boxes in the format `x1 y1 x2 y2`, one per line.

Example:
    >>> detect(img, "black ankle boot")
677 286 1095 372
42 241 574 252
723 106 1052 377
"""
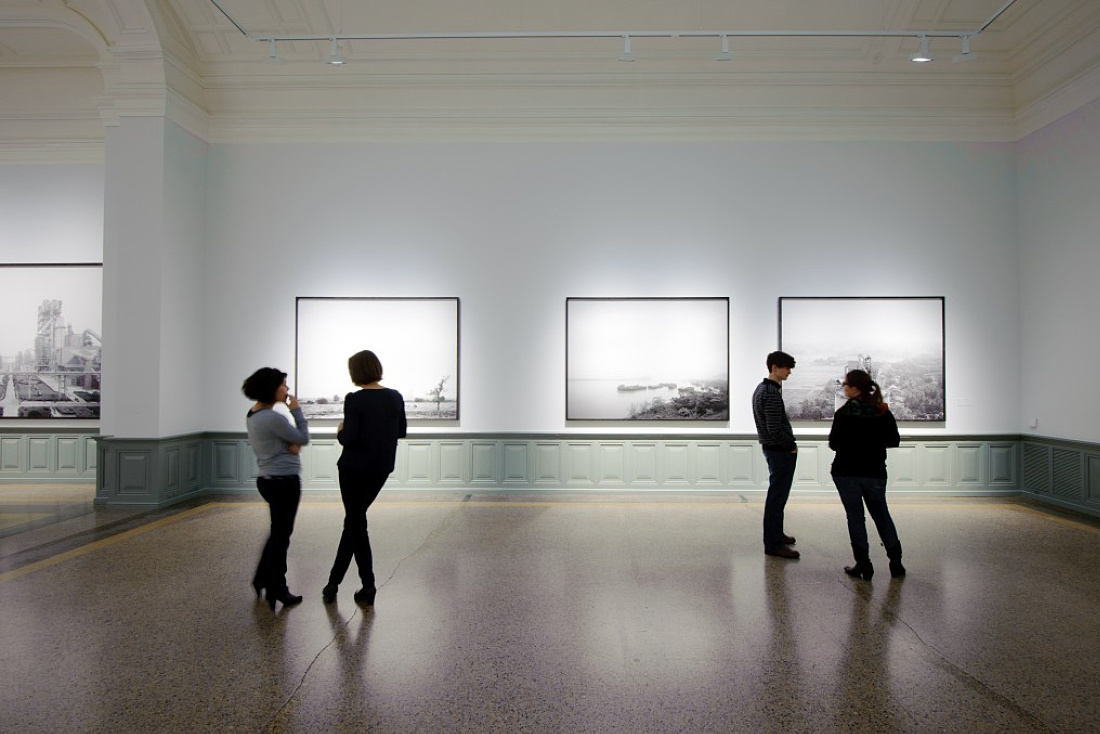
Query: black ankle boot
886 542 906 578
266 589 304 611
844 545 874 580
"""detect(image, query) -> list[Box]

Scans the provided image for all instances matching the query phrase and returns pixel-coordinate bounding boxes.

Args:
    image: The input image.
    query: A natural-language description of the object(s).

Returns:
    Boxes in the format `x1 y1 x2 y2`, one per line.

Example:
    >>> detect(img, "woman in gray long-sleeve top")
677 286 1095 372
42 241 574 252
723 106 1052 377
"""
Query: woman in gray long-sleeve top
243 367 310 611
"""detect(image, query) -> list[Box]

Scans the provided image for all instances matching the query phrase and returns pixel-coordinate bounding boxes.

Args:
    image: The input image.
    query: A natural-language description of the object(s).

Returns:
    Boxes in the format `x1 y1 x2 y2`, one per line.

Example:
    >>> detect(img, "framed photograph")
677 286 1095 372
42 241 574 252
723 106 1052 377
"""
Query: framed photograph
0 263 102 419
295 297 459 421
566 297 730 421
778 296 945 421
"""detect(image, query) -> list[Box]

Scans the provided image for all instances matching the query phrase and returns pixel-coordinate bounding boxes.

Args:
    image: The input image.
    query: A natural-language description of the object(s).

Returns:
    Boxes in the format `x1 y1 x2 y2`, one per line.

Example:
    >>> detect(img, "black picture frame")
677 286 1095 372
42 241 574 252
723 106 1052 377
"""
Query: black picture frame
566 297 730 421
778 296 946 421
0 263 102 420
295 297 460 421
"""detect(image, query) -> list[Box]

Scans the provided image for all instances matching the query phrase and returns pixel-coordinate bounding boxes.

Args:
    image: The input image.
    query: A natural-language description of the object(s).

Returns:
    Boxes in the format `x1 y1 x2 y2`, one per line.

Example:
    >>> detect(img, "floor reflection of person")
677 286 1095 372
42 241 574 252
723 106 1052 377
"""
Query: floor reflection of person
828 369 904 580
323 350 407 607
242 367 311 611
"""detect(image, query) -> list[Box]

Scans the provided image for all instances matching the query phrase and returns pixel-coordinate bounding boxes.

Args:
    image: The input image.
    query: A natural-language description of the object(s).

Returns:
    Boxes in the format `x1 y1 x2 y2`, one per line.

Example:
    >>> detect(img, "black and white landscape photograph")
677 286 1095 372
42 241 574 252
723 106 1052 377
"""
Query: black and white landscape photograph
779 297 945 421
0 264 102 419
295 297 459 421
567 297 729 421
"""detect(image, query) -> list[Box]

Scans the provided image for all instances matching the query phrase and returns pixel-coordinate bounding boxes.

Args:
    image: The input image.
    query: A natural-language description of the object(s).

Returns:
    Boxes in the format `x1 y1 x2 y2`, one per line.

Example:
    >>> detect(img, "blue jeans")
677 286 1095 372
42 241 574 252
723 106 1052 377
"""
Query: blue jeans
763 449 797 549
833 476 900 551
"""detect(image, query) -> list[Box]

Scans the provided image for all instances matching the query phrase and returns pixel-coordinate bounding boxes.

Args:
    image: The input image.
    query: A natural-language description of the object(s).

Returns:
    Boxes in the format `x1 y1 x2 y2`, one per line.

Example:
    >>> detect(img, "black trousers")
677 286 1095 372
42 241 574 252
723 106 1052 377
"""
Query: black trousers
254 475 302 594
327 468 389 589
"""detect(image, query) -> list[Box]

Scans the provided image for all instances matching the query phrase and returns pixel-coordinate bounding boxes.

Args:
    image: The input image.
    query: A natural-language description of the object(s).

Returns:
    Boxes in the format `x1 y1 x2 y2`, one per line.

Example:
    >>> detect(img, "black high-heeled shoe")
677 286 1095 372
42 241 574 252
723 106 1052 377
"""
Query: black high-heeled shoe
844 561 874 581
353 587 376 606
266 589 304 611
322 584 338 603
251 579 264 599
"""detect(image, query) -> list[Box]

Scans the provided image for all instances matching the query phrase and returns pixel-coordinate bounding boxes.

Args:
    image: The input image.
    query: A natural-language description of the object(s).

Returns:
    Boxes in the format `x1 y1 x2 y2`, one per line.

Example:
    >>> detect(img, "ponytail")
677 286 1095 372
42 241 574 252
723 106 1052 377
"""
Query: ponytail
844 369 884 409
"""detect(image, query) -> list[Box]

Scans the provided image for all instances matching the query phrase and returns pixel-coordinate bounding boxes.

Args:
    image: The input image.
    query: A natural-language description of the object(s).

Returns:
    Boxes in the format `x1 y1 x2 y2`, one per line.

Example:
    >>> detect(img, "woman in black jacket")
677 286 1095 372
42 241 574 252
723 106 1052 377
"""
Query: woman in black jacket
828 369 904 581
322 350 407 606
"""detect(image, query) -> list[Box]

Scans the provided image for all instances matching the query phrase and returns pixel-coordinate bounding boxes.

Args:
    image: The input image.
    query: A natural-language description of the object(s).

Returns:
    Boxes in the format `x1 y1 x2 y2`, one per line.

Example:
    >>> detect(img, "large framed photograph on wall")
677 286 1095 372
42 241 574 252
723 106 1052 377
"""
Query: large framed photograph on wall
0 263 102 419
778 296 945 421
295 297 459 421
566 297 730 421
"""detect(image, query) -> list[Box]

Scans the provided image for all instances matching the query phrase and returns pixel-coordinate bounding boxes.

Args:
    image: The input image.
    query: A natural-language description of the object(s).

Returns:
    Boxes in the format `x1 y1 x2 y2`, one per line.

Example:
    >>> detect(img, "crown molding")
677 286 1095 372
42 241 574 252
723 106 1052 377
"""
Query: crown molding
1015 62 1100 140
0 140 105 164
203 106 1016 144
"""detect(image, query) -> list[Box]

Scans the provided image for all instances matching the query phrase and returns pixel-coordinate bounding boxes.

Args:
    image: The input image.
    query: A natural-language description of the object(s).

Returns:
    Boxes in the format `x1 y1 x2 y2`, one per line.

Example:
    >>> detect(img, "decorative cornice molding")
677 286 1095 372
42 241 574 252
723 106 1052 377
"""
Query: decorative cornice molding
1015 62 1100 139
201 104 1016 144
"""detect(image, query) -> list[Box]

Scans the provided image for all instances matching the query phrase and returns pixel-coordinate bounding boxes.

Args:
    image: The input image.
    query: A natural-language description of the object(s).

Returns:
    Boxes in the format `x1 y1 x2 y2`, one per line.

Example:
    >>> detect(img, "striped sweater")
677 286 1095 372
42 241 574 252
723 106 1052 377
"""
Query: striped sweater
752 378 796 452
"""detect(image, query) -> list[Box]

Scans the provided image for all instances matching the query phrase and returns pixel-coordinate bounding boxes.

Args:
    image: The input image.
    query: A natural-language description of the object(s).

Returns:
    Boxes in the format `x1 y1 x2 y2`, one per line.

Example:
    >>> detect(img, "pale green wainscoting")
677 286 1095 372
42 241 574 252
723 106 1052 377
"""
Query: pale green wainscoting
100 432 1022 506
0 427 98 482
1019 435 1100 518
5 431 1095 517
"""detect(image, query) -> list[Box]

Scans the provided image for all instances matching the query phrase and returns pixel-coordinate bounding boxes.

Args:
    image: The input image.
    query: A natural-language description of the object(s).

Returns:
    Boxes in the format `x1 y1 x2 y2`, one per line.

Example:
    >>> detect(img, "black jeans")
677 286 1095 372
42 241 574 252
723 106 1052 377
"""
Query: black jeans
255 475 302 594
327 468 389 589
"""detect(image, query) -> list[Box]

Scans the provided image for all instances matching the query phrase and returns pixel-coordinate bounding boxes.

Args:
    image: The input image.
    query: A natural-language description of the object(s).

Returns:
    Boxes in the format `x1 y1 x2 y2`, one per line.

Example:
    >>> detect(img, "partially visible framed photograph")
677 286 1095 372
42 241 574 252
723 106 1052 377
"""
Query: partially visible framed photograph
295 297 459 421
0 263 102 419
778 296 945 421
566 297 730 421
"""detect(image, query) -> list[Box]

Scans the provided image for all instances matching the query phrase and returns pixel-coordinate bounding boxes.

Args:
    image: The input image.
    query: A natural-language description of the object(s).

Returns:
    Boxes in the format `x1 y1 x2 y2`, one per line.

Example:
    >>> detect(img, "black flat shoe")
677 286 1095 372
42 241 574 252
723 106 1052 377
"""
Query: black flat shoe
889 560 906 578
322 584 338 603
765 546 800 559
781 534 797 545
266 590 304 611
353 587 376 606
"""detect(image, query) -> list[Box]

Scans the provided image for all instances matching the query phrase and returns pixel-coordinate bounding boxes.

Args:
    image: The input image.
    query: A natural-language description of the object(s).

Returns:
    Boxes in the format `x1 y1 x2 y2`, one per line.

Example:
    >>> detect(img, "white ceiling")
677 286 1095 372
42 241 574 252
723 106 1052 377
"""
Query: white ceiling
2 0 1099 155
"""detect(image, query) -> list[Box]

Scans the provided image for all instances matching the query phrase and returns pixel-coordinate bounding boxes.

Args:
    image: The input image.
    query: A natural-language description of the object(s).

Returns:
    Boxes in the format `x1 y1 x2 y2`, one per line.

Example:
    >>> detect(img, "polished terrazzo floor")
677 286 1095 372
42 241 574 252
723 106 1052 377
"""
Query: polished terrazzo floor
1 486 1099 733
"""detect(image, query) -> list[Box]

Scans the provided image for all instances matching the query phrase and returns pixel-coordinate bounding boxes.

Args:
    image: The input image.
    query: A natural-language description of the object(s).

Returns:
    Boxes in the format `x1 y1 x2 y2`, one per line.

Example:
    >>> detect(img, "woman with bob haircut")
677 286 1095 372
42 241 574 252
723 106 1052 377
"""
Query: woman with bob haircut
322 349 407 606
828 368 904 581
242 366 310 610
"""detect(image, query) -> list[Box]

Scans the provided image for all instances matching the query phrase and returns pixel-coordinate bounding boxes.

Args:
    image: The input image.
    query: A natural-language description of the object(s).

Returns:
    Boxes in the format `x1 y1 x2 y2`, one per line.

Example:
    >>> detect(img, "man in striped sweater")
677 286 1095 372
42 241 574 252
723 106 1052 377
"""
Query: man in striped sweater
752 350 800 559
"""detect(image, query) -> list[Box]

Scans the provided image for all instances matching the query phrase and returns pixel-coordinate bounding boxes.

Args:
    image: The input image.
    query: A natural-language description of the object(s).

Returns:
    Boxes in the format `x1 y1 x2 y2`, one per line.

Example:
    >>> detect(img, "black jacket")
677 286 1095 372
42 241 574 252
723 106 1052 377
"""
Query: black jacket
337 388 408 474
828 399 900 478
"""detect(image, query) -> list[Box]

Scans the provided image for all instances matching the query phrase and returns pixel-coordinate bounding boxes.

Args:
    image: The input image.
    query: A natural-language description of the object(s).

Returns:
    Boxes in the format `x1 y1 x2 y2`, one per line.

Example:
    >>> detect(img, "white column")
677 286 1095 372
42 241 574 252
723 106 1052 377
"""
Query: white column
101 116 207 438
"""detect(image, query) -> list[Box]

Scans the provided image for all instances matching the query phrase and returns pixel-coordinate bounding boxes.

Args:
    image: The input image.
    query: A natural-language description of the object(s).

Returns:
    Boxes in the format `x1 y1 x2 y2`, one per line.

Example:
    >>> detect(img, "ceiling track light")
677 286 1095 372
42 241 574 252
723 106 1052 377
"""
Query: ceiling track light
265 38 285 65
953 35 976 62
325 37 346 66
910 35 934 63
618 34 635 62
715 34 732 62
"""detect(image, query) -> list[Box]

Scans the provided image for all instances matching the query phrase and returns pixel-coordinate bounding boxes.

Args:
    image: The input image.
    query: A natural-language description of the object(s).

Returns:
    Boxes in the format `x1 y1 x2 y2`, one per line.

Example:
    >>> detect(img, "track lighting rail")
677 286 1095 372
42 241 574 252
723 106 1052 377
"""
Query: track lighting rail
208 0 1020 63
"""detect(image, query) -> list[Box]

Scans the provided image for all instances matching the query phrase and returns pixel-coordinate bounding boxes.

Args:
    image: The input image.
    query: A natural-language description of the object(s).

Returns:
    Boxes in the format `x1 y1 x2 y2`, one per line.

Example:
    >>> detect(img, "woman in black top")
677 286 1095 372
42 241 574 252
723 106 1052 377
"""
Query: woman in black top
322 350 407 605
828 369 904 581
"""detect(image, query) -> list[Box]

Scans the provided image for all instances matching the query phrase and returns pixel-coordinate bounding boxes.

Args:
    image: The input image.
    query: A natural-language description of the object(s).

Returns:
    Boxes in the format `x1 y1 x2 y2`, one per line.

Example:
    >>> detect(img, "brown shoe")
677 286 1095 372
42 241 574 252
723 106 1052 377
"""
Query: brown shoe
781 534 797 545
765 546 801 559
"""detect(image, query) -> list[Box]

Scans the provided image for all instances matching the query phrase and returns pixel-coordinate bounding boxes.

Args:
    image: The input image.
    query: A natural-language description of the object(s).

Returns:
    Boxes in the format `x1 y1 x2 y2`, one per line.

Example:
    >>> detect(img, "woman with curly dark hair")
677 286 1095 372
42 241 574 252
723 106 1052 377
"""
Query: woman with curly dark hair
242 367 310 610
828 369 903 581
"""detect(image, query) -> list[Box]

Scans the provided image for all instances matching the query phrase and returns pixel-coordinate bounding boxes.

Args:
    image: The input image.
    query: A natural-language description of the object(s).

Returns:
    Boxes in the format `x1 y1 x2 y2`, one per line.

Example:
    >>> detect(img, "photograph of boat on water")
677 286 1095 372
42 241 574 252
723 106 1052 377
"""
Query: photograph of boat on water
295 297 459 421
0 264 102 419
566 297 729 421
778 296 945 421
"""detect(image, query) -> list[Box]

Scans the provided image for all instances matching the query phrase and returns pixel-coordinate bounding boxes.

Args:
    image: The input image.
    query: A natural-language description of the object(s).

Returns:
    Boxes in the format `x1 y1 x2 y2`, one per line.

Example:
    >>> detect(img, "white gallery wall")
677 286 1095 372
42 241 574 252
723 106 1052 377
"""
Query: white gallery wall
203 140 1020 436
0 164 103 263
1017 97 1100 444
